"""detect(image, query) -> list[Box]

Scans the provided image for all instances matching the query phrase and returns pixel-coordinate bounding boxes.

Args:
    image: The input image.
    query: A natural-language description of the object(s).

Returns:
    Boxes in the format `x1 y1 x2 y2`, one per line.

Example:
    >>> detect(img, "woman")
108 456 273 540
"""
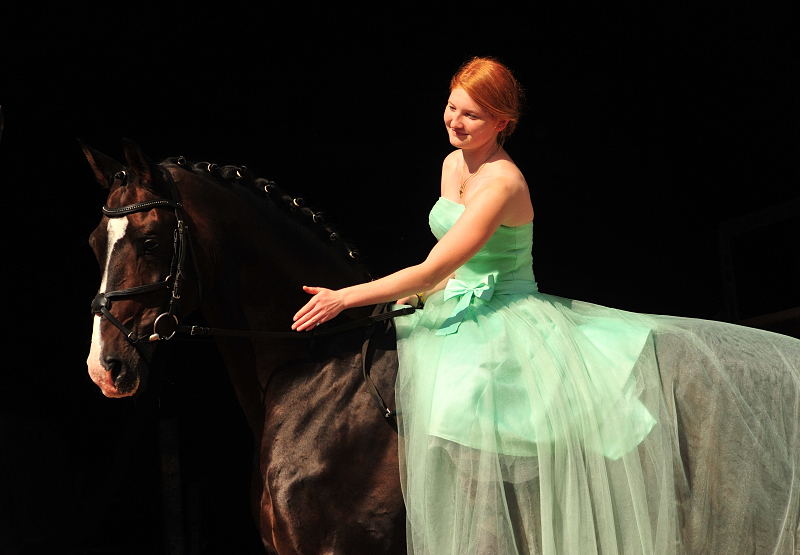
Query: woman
292 60 530 331
294 58 800 554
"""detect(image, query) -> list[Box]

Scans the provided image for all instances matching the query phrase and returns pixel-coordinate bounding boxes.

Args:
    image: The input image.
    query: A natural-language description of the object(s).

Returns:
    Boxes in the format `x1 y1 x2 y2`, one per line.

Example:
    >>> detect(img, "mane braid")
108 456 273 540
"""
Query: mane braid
161 156 372 281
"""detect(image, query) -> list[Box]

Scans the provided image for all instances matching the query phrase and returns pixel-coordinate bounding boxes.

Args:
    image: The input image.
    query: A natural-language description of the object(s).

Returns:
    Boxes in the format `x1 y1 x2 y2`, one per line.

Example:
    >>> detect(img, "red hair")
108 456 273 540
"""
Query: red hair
450 57 523 143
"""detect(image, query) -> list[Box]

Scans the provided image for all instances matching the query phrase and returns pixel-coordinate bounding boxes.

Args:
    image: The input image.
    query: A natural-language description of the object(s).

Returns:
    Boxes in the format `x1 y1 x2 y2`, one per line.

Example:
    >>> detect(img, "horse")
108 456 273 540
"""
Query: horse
84 139 407 554
84 140 800 554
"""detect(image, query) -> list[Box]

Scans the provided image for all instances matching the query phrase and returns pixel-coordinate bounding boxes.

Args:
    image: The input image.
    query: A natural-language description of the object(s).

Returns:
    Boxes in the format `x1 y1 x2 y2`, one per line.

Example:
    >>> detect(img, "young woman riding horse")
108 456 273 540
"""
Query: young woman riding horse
85 57 800 554
292 57 800 555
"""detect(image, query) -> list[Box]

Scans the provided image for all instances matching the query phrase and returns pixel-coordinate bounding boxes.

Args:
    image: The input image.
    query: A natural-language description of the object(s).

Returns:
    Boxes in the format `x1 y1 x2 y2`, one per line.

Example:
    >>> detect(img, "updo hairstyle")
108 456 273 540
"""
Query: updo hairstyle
450 57 524 144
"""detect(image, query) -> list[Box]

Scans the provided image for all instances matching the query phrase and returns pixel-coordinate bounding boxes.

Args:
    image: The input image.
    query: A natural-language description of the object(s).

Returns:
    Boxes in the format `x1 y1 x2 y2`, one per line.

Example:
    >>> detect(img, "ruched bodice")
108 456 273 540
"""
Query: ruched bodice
431 197 537 287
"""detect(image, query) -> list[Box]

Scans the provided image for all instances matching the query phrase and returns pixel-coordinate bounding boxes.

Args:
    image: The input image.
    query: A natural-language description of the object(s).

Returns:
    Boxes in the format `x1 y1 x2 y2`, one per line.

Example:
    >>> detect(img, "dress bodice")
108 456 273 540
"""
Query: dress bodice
430 197 538 289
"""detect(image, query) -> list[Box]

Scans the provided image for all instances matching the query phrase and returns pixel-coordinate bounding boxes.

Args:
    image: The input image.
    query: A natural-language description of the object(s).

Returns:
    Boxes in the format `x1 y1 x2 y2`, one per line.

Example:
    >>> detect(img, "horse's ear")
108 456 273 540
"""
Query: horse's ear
122 138 168 195
79 140 125 189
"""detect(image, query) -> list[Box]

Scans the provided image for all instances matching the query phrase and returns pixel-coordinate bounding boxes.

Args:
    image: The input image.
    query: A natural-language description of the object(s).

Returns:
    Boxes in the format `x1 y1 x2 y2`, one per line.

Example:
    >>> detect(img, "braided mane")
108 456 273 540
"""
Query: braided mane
162 156 371 280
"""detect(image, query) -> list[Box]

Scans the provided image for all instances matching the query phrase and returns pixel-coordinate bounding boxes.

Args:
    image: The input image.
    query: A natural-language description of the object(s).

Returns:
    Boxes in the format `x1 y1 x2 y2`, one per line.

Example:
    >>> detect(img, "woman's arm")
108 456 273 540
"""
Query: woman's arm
292 179 524 330
397 272 454 306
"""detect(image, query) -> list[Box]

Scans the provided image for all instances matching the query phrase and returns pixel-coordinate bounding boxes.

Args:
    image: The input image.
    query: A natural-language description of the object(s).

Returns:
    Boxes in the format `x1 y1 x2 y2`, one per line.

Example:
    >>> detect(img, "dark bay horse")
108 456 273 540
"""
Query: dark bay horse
84 140 800 554
84 139 406 554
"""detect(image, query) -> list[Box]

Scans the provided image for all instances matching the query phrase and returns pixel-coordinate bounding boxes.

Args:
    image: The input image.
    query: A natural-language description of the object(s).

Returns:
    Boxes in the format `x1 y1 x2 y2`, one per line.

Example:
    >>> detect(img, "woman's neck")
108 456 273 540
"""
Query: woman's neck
462 140 501 171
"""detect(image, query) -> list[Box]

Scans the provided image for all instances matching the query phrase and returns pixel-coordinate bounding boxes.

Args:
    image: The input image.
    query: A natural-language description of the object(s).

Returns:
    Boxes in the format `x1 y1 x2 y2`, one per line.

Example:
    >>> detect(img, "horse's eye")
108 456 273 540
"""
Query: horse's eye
143 239 160 253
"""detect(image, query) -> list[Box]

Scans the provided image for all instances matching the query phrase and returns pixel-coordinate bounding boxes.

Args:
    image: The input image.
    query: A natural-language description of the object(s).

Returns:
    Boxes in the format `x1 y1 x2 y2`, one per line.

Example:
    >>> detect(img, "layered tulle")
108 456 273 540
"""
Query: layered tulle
393 198 800 555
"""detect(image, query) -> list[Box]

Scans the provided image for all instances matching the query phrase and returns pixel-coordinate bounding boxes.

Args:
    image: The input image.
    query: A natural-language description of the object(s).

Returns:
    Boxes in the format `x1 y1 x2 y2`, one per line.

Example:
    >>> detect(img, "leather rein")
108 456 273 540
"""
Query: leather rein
91 165 413 420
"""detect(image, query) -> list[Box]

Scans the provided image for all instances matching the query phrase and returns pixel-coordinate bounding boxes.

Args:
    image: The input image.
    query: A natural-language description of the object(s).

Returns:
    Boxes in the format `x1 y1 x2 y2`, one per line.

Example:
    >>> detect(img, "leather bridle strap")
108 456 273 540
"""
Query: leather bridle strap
176 305 415 340
102 198 182 216
92 167 189 347
361 303 399 423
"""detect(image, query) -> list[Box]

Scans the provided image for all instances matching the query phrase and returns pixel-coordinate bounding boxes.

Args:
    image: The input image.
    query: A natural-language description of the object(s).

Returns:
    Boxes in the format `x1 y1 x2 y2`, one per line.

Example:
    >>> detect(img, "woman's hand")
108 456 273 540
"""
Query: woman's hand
291 286 345 331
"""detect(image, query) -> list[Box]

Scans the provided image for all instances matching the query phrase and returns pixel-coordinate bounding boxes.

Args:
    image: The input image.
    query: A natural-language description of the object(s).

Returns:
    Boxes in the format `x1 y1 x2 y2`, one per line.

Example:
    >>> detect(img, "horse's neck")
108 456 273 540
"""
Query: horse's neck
231 210 365 325
184 181 367 429
188 182 365 320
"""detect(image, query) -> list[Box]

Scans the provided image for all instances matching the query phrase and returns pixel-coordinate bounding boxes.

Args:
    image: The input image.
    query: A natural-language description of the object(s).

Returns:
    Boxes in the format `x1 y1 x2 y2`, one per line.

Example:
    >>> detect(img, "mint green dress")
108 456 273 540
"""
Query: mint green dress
394 197 800 555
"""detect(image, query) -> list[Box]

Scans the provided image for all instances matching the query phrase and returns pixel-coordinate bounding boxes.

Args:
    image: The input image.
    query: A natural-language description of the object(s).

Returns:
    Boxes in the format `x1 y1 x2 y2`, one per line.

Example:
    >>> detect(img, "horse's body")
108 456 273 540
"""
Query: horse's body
85 140 406 554
85 141 800 554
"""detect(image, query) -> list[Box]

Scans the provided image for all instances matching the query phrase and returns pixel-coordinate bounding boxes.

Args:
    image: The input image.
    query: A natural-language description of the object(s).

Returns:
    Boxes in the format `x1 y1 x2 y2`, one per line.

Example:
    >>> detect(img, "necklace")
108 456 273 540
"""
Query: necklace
459 144 502 197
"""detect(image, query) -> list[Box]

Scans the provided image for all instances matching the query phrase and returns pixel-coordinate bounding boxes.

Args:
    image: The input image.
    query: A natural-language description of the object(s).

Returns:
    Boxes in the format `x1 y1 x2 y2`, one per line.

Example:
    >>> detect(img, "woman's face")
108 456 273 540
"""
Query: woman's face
444 87 502 150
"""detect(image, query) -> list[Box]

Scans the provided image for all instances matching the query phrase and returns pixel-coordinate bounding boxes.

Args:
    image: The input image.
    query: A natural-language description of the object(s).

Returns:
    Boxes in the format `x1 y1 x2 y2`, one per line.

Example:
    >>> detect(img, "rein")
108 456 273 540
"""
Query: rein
91 164 412 420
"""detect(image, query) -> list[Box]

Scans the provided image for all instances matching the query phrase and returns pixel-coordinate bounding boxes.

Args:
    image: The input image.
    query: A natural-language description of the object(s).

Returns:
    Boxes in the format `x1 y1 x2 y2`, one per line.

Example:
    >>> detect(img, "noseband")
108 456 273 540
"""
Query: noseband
90 166 191 353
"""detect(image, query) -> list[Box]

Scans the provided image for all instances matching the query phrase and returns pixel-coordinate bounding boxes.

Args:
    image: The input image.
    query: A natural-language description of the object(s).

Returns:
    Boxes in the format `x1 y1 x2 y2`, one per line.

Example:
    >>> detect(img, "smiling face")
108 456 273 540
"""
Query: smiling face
444 87 504 151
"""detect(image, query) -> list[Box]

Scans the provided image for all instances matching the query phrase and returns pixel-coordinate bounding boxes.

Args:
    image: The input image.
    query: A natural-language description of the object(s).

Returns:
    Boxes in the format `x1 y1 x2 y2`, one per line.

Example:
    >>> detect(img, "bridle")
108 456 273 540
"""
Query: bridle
90 166 190 354
90 163 412 420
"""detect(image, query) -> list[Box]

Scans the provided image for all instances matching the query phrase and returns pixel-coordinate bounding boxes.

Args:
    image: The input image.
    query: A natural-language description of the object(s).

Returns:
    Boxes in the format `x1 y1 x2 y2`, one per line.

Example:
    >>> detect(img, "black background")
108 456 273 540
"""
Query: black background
1 4 797 554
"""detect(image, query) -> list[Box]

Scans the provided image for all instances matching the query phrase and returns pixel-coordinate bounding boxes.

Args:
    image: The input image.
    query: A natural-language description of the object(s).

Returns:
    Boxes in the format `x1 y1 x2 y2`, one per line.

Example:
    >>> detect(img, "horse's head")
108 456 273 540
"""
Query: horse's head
85 139 186 397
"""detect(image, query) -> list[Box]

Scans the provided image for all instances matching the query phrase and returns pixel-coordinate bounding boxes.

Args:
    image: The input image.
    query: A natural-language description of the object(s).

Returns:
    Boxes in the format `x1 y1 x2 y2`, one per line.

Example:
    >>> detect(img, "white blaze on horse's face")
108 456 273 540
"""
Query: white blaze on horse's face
87 216 129 397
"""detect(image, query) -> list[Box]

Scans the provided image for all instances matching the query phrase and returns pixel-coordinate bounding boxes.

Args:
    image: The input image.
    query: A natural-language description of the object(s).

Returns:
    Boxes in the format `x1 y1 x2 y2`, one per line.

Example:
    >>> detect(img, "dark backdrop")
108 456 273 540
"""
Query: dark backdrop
1 4 796 554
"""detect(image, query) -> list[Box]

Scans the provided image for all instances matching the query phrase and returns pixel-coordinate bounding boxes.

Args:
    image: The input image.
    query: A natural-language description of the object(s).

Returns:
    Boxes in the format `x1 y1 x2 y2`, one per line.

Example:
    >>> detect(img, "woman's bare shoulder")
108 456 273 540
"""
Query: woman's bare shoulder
497 157 526 181
481 159 528 194
442 150 461 170
476 165 533 224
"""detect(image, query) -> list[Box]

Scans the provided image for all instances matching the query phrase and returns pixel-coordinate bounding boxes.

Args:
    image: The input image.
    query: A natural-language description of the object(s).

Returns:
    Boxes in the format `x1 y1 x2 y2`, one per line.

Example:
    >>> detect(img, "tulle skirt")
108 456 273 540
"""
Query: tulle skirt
394 290 800 555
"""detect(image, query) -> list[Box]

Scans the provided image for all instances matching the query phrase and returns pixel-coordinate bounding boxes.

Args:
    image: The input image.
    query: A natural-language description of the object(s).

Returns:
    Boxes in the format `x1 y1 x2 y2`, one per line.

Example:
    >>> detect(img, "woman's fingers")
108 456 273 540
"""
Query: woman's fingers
292 306 320 330
292 310 321 331
292 317 318 331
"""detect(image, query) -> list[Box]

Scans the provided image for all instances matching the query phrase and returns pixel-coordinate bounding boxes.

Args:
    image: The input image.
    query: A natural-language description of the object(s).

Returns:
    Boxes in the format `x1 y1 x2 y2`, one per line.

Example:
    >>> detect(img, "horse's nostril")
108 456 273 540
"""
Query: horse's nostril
101 355 140 396
104 356 123 384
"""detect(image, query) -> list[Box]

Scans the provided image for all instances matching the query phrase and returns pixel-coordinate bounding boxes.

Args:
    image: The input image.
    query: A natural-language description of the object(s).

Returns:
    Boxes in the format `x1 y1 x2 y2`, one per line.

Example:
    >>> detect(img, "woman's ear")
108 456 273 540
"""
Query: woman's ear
495 119 509 132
